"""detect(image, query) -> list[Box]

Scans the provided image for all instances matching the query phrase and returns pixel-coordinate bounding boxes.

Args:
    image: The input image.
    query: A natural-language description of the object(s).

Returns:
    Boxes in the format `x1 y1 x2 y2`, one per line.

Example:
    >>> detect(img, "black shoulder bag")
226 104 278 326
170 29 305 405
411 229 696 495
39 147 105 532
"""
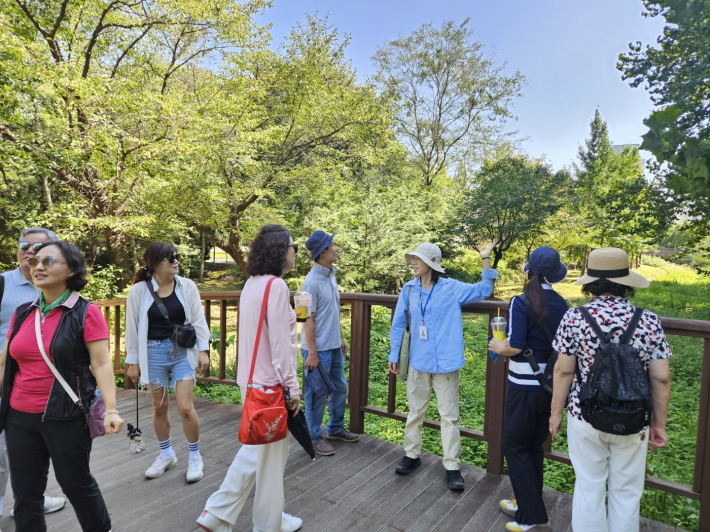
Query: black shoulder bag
146 280 197 348
515 293 556 395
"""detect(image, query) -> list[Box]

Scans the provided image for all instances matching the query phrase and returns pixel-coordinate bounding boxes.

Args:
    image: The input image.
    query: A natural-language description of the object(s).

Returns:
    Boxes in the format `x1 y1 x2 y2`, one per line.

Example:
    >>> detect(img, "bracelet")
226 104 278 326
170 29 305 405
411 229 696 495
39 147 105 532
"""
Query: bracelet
481 255 490 260
102 410 119 417
550 411 564 417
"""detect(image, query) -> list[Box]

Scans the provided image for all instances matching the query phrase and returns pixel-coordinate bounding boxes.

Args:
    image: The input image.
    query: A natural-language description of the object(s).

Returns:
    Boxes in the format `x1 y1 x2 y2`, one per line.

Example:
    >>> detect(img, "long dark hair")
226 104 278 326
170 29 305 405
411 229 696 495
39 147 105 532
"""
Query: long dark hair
133 242 177 284
523 271 549 325
582 278 635 298
246 224 291 277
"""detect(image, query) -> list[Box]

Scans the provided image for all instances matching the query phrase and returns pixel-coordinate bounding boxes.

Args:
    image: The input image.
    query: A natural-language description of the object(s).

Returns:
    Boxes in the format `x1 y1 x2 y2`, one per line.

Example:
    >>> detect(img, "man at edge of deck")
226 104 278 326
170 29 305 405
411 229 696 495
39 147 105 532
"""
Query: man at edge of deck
302 230 359 456
0 227 66 521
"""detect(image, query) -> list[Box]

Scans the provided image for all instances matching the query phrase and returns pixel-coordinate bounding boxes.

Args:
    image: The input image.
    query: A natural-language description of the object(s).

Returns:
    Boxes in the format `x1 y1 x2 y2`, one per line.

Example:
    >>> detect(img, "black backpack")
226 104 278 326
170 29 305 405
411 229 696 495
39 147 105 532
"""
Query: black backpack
515 293 556 395
576 306 653 435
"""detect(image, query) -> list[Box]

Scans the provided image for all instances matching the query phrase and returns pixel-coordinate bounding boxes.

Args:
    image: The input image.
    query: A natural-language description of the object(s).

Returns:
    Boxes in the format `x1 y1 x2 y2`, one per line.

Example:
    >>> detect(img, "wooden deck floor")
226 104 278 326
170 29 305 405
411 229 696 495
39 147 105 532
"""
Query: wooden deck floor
0 389 680 532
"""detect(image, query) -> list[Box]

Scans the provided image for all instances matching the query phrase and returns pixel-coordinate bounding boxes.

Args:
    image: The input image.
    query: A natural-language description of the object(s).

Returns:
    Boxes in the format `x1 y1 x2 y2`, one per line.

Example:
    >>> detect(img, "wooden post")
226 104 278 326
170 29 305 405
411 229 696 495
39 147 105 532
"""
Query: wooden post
113 305 121 372
348 299 366 434
219 300 227 380
199 232 205 284
696 338 710 530
484 311 508 475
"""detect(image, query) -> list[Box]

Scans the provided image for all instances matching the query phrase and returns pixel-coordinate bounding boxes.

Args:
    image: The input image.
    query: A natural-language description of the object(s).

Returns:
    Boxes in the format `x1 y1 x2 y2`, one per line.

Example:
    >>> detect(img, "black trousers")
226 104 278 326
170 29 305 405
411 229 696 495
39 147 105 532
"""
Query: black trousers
5 408 111 532
502 388 551 525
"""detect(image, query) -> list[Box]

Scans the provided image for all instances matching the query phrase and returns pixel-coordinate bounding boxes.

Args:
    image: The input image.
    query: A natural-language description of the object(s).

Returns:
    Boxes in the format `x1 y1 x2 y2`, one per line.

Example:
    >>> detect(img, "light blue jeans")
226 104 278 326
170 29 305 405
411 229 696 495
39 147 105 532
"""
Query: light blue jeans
146 338 194 389
301 347 348 442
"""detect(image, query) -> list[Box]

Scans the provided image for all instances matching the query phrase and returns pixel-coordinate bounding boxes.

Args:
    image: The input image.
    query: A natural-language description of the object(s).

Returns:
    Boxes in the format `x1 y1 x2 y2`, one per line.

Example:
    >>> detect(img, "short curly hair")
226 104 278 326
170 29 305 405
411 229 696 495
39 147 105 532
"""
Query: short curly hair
246 224 291 277
582 278 636 298
35 241 89 292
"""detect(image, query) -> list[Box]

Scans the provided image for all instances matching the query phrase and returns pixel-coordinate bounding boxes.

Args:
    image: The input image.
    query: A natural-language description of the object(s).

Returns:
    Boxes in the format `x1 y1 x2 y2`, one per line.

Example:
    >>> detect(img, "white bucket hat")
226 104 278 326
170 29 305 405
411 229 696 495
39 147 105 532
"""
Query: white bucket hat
405 243 445 273
574 247 649 288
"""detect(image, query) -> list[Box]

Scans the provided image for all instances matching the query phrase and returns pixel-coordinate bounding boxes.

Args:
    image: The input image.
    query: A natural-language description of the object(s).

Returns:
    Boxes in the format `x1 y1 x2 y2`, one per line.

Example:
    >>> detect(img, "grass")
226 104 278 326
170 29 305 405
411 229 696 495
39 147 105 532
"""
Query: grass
187 256 706 530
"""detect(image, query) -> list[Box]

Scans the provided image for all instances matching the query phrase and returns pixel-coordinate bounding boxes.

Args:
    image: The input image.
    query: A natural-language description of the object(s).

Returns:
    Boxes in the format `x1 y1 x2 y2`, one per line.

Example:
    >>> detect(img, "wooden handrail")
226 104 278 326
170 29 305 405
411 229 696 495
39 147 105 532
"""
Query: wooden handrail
96 290 710 531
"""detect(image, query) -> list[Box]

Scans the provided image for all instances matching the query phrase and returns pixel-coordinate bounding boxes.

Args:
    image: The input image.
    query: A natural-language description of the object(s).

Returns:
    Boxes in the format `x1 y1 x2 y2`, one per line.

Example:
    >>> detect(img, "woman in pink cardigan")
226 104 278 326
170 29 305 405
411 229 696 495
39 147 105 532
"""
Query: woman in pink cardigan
197 224 302 532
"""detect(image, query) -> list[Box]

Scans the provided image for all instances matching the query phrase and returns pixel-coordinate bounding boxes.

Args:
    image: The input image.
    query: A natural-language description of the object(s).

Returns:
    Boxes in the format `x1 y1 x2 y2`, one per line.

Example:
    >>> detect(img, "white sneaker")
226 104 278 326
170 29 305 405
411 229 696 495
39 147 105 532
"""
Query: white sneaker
197 509 232 532
187 455 204 482
144 453 177 478
44 495 66 513
281 512 303 532
499 498 517 517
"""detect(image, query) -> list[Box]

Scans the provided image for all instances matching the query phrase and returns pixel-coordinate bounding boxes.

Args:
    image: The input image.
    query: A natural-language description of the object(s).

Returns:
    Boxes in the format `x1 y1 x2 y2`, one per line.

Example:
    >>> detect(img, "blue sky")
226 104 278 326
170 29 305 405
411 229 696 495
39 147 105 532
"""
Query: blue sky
257 0 667 172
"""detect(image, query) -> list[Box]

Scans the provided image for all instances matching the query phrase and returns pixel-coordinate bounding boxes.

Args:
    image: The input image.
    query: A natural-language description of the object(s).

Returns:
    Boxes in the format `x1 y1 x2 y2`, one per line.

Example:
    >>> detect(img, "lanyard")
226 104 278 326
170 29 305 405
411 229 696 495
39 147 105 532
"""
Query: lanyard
419 280 435 325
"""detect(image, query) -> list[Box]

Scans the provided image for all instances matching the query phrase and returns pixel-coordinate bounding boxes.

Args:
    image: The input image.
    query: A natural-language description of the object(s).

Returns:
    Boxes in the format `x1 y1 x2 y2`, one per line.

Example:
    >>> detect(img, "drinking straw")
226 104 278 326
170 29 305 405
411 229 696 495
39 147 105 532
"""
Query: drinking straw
497 307 500 319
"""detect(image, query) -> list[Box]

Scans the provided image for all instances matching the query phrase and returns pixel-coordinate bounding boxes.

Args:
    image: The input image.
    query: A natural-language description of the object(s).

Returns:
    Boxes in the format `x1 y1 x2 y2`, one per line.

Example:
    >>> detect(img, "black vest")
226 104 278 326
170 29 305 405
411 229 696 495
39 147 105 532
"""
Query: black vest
0 297 96 431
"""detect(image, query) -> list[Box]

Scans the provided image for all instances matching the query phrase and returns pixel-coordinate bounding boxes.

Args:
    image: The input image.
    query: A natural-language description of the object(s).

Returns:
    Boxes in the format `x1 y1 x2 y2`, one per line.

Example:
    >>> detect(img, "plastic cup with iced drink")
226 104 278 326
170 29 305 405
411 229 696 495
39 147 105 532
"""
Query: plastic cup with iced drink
489 317 507 361
294 291 312 322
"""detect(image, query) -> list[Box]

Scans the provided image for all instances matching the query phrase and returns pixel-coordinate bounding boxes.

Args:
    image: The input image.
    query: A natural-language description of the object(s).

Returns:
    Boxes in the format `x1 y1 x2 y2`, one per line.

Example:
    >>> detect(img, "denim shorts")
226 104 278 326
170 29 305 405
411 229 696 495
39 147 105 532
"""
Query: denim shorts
146 339 195 390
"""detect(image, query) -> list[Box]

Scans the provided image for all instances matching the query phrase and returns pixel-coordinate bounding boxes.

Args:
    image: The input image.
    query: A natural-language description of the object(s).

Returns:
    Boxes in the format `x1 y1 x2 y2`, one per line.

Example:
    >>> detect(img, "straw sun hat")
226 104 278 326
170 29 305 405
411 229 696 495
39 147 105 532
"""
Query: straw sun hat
574 247 649 288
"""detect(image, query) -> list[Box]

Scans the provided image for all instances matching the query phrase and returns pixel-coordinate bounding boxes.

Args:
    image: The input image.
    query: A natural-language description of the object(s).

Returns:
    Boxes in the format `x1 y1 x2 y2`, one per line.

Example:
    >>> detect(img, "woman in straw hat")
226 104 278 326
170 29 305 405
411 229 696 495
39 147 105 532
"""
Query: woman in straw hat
488 246 570 532
548 247 671 532
388 241 497 491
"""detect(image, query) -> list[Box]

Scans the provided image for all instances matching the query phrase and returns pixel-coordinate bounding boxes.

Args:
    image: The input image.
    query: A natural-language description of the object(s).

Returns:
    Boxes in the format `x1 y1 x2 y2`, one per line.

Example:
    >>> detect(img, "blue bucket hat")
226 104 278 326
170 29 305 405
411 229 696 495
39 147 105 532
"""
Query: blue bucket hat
524 246 567 284
306 230 335 261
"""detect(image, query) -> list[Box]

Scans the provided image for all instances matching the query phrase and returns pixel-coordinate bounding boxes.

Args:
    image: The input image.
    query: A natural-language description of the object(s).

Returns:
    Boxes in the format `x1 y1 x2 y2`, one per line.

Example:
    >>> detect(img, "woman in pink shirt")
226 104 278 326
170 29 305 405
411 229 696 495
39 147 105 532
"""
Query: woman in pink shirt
197 224 302 532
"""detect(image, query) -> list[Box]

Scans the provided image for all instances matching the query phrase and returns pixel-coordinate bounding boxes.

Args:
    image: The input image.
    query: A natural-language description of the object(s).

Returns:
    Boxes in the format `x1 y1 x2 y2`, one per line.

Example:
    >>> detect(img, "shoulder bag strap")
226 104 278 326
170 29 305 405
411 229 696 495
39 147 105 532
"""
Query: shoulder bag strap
145 280 172 324
246 277 277 391
404 285 412 332
34 308 83 408
577 305 610 344
620 307 645 345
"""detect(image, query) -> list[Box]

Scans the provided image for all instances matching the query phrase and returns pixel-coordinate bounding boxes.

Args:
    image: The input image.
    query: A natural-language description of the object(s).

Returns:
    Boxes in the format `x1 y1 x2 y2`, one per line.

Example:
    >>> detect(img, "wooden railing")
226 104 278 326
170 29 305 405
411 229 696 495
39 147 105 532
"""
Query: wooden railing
96 291 710 531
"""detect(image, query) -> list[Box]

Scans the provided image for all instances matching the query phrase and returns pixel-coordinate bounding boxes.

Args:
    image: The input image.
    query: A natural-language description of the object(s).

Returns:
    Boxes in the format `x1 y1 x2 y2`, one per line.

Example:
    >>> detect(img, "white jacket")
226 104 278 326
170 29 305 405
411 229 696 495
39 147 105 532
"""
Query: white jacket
124 275 210 386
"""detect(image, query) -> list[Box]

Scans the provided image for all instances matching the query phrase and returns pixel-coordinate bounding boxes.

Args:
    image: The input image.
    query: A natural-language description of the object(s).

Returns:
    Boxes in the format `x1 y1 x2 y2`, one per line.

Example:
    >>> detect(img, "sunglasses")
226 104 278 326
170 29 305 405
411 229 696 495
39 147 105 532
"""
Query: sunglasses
289 244 299 254
163 254 180 264
18 241 44 253
28 257 67 268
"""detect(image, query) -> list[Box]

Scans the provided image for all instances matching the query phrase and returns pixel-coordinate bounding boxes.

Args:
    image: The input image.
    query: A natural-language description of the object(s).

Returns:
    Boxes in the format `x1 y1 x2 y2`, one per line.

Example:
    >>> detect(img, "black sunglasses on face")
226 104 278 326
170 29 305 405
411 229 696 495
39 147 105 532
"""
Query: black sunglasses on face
28 257 66 268
18 241 44 253
289 244 298 254
163 254 180 264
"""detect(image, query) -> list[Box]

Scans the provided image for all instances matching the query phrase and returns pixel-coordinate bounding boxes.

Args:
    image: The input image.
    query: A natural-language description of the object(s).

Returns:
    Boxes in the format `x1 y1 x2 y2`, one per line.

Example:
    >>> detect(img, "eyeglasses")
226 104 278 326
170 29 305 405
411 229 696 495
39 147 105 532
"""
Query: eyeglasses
18 241 44 253
289 244 299 254
28 257 67 268
163 254 180 264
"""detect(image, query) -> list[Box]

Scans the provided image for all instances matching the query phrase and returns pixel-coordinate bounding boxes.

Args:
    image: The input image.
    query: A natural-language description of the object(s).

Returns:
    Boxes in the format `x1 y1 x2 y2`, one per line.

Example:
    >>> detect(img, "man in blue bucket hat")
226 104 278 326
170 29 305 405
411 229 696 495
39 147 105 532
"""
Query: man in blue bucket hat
302 230 359 456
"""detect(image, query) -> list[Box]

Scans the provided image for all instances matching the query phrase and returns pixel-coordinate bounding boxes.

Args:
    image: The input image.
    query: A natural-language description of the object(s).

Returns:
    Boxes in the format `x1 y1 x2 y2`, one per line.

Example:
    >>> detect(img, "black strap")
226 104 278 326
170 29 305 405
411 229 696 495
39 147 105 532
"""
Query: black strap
621 307 645 344
404 285 412 332
0 275 4 311
145 280 172 325
577 306 610 344
514 293 550 382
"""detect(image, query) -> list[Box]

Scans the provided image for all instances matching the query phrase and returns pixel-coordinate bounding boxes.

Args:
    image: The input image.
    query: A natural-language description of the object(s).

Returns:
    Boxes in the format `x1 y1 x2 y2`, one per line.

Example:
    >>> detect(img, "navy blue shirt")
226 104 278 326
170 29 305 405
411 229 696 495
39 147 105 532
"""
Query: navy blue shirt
506 286 568 391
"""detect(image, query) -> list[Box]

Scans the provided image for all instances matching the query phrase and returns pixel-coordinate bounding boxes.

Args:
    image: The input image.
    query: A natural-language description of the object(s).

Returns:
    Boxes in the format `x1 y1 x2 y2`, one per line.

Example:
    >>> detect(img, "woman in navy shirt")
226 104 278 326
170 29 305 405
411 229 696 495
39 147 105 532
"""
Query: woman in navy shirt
488 246 569 532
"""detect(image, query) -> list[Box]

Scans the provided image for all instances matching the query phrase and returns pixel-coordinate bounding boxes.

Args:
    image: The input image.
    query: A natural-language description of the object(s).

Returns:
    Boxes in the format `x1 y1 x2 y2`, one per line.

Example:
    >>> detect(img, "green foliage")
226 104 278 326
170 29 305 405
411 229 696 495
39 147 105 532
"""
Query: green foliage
618 1 710 199
82 264 125 301
455 155 569 267
209 327 236 354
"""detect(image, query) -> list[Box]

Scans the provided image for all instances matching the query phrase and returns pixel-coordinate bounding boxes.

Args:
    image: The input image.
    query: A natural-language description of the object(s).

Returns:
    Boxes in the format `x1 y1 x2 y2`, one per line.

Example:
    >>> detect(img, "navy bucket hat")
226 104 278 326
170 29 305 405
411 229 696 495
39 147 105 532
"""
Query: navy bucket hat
306 230 335 261
524 246 567 284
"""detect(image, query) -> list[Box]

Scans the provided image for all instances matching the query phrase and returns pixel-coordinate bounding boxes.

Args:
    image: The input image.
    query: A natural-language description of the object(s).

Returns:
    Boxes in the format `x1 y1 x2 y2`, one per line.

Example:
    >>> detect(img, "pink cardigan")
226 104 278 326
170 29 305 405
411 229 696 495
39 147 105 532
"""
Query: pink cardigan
236 275 299 395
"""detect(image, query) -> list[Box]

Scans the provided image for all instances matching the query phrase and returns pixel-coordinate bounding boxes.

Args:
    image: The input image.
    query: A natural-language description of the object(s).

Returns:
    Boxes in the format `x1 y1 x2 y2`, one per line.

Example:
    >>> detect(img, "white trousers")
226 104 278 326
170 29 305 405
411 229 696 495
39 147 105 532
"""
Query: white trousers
204 388 290 532
403 367 461 470
567 413 649 532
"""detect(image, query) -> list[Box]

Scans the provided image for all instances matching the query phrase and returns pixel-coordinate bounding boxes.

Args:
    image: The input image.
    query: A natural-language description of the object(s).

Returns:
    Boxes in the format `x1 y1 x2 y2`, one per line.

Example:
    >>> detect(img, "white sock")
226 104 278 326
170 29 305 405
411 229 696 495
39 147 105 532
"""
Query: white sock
159 438 175 457
188 440 200 460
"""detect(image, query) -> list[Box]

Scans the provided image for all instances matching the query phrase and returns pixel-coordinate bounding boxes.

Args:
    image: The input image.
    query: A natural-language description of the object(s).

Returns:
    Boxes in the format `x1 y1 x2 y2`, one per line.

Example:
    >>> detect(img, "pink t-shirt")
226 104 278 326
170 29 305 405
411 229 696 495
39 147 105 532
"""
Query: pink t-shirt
8 301 109 414
236 275 299 395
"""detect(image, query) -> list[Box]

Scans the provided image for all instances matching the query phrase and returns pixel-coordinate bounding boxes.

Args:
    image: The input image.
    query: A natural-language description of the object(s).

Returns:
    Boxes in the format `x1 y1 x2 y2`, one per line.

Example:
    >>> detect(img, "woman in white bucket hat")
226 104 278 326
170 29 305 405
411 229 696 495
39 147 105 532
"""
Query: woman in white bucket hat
388 241 497 491
549 248 671 532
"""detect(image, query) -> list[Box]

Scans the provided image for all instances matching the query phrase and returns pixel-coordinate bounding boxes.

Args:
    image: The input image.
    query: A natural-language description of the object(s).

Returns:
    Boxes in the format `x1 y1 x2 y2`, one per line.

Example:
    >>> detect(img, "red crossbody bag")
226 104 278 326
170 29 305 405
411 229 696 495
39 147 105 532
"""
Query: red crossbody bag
238 277 289 445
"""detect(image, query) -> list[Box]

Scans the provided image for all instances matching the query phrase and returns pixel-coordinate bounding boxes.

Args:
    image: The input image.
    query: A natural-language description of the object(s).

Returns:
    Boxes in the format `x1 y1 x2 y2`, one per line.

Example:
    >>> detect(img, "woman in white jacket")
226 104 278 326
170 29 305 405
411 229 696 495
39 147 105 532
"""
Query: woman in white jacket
125 242 210 483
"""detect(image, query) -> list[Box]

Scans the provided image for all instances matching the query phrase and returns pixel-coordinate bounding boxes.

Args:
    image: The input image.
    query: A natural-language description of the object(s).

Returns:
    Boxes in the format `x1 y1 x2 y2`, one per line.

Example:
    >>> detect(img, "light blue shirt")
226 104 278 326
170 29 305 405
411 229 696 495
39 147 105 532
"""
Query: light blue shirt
389 269 498 374
0 267 39 348
303 262 341 352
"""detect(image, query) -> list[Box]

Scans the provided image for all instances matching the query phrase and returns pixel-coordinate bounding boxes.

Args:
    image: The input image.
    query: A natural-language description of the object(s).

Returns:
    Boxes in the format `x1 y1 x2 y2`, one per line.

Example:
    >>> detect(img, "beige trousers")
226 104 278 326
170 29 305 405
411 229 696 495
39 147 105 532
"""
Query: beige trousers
204 387 290 532
403 367 461 470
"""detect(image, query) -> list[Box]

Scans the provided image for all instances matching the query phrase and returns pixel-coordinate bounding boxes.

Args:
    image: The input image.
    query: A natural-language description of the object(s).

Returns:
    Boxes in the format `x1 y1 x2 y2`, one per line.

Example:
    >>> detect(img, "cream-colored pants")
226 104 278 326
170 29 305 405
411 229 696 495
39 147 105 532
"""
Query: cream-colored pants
568 413 649 532
204 388 290 532
403 367 461 470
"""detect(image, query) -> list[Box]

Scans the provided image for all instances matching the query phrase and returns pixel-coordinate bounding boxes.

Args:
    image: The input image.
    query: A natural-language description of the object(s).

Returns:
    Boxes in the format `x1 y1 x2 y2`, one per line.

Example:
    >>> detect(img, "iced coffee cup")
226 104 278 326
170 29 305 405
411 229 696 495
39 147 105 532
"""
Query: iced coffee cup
294 291 312 322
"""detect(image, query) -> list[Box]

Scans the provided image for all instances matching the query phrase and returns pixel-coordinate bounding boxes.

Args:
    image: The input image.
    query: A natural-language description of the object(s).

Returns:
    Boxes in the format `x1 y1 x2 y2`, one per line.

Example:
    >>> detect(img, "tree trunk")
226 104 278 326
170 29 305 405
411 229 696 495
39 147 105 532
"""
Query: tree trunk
223 232 248 277
104 228 132 287
581 246 588 276
492 250 503 269
199 232 205 283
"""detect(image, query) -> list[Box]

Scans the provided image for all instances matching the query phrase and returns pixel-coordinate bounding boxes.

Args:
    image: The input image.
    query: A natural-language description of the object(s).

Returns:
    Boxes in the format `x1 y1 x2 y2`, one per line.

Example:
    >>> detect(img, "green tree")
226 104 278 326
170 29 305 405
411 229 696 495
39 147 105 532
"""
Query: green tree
455 155 569 268
372 19 525 187
618 0 710 198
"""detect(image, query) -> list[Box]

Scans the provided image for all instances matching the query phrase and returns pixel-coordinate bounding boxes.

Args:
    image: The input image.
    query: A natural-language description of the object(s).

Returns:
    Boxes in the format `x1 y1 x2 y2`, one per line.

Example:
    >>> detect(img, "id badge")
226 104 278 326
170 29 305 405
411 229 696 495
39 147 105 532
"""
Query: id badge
419 325 428 340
